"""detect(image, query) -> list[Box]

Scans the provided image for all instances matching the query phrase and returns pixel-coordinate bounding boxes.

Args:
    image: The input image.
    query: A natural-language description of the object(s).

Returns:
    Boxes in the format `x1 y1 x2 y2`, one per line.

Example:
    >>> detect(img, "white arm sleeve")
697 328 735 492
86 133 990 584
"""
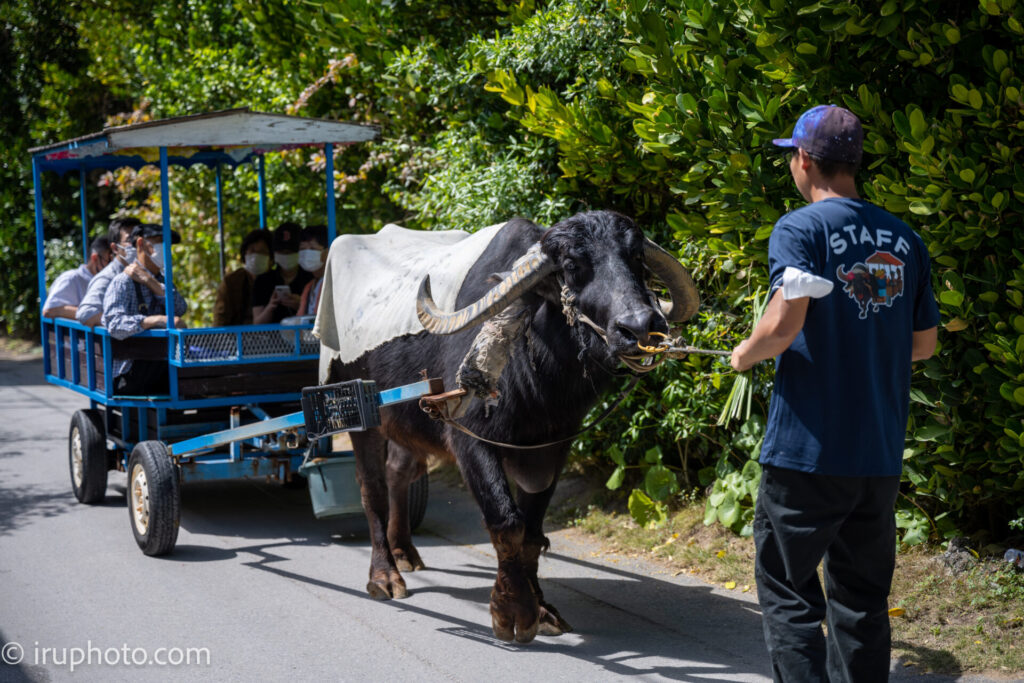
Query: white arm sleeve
782 266 834 300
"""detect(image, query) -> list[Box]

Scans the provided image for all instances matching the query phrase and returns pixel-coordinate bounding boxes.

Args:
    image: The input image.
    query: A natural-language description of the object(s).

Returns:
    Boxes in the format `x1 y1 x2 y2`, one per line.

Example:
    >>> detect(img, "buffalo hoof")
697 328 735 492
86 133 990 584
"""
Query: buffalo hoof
366 570 408 600
490 587 539 643
537 601 573 636
491 611 539 644
392 546 425 573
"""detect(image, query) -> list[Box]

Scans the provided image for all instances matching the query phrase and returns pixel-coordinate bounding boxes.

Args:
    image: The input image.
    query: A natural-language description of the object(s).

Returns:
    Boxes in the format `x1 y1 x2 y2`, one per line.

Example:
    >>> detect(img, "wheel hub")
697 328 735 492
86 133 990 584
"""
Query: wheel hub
130 464 150 535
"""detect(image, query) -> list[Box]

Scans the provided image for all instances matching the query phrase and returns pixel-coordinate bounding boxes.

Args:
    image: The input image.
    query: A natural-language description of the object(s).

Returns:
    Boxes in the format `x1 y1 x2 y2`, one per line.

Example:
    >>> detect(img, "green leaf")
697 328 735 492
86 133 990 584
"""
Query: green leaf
703 499 719 526
606 466 625 491
915 423 950 441
939 290 963 307
992 49 1008 72
795 42 817 54
629 488 667 528
716 490 740 527
968 89 983 109
892 111 912 139
644 464 679 501
909 108 927 139
607 444 626 467
676 92 698 114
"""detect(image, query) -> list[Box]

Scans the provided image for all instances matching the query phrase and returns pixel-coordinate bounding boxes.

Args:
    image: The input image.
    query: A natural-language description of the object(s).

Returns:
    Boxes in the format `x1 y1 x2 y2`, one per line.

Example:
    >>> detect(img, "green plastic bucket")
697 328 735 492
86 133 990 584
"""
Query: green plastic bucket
299 455 363 518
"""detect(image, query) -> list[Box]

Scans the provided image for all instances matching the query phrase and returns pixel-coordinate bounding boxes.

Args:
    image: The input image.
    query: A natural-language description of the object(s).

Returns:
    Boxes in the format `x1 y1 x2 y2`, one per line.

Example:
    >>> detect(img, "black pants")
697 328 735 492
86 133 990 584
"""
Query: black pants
754 464 901 683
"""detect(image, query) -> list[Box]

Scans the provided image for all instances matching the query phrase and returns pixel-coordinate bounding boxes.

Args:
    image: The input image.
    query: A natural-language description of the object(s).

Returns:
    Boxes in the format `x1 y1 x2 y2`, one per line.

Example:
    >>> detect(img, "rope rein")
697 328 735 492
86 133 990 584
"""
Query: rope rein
430 283 730 450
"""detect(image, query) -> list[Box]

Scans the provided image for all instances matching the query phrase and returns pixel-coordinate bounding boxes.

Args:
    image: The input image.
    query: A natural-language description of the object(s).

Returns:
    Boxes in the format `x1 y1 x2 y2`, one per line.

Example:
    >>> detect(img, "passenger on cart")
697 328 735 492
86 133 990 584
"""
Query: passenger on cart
251 222 311 324
41 234 112 320
296 224 328 317
76 217 142 326
213 228 273 326
102 223 187 394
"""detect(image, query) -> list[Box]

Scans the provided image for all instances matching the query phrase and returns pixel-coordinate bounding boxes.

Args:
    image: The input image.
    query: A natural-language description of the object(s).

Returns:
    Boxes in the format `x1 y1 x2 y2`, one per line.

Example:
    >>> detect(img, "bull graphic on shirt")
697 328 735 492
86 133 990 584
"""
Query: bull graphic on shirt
836 251 906 319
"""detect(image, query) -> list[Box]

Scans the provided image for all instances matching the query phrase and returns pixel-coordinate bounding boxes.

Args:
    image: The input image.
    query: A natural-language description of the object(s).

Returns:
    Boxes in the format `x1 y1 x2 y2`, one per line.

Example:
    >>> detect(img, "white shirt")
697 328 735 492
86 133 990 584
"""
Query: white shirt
42 264 93 313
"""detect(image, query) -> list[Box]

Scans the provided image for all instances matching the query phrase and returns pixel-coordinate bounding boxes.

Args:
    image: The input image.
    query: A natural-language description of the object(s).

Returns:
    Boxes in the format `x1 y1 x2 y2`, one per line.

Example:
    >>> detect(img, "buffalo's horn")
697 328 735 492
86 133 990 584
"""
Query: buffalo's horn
416 246 557 335
643 239 699 323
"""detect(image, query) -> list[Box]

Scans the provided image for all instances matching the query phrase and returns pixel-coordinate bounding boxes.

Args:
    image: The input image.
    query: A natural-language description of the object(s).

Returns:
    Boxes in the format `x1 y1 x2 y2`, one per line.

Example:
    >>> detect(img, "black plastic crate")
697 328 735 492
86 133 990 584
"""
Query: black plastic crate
301 379 381 439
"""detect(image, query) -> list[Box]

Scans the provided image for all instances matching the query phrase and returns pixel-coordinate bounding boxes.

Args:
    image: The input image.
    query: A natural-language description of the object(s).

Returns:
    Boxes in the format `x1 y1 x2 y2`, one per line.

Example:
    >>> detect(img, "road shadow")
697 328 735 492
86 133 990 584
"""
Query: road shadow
176 477 365 545
231 531 772 681
0 628 47 683
0 359 45 388
0 480 76 538
890 641 963 681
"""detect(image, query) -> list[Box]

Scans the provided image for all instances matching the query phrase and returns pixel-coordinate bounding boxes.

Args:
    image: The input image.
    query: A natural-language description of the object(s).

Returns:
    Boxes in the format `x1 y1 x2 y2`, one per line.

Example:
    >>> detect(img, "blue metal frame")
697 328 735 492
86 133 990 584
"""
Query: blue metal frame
325 143 337 242
30 127 378 488
257 155 267 230
215 166 225 278
79 168 89 261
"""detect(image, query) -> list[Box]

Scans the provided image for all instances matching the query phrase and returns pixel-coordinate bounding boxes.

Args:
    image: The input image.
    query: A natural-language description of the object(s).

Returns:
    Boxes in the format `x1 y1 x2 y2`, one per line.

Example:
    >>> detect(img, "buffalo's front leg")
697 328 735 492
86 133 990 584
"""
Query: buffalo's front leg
457 443 538 642
386 441 426 572
351 430 407 599
518 483 573 636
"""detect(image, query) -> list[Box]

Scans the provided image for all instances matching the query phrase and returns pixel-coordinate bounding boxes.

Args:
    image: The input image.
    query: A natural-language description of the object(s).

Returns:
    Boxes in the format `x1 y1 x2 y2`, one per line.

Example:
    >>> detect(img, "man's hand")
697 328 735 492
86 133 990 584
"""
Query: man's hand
728 290 809 372
141 315 186 330
125 262 165 295
141 315 167 329
281 291 301 310
124 262 147 283
730 340 755 373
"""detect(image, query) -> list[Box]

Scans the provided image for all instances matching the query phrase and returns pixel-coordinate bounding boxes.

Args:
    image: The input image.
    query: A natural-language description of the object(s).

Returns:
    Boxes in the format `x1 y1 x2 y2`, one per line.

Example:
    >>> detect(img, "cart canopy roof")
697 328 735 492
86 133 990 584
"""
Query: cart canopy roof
30 108 379 175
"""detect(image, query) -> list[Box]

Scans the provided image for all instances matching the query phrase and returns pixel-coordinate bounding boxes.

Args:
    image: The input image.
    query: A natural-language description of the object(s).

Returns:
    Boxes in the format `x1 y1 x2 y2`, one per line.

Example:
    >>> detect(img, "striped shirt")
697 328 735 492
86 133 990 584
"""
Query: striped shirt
102 271 187 378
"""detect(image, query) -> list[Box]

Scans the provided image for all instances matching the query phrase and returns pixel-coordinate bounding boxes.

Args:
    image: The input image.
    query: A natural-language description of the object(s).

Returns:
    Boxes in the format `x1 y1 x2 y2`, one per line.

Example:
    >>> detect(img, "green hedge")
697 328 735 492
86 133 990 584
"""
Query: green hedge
486 0 1024 539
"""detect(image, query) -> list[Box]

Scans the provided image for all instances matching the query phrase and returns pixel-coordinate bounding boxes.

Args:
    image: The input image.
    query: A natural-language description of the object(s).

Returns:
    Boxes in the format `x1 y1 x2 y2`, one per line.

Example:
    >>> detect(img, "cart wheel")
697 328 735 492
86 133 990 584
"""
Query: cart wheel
69 409 108 504
127 441 180 556
408 473 429 532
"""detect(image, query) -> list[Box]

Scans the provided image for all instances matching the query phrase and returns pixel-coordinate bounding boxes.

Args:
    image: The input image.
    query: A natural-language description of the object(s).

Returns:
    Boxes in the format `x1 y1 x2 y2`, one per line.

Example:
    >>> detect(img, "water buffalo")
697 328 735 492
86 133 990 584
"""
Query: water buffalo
322 210 698 642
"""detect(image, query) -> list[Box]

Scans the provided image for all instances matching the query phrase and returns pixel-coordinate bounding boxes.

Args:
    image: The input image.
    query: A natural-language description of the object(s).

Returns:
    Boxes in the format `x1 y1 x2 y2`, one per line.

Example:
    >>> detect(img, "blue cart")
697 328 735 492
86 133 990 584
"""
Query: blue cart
31 109 433 555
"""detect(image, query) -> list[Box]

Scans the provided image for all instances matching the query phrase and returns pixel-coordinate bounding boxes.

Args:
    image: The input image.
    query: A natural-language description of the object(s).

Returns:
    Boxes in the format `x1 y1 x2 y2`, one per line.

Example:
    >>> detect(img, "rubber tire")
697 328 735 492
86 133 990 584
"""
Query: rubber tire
408 473 429 532
127 441 180 556
69 409 108 504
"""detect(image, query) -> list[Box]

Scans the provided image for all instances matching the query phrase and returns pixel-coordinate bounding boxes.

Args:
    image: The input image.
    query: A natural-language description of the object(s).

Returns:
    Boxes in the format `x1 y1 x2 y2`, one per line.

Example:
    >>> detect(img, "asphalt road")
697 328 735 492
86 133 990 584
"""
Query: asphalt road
0 357 1013 682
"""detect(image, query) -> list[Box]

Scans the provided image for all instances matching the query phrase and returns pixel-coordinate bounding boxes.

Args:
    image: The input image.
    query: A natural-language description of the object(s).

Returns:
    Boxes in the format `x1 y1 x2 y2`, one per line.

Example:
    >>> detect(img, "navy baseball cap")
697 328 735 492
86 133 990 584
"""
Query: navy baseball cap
131 223 181 244
772 104 864 165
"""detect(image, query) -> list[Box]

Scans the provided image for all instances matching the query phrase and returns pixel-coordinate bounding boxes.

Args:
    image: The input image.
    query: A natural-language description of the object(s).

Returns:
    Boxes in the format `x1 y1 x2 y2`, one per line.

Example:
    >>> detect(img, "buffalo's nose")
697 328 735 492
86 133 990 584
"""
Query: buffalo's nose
612 309 658 348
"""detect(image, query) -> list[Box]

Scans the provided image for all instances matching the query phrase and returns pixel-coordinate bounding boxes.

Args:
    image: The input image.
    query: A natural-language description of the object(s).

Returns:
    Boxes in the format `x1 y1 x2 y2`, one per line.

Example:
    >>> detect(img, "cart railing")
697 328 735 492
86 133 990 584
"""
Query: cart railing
42 316 319 409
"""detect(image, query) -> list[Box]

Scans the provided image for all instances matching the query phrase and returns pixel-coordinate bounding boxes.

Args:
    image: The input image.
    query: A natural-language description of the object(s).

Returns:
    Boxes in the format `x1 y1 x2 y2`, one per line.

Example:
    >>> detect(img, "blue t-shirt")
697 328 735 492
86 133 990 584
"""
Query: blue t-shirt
760 197 941 477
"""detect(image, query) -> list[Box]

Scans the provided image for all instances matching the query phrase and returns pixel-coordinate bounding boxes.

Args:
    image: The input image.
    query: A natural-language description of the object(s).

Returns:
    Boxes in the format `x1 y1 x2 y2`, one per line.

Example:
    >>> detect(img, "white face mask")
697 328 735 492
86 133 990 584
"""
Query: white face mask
298 248 324 273
149 242 165 274
244 252 270 276
275 252 299 270
116 243 136 265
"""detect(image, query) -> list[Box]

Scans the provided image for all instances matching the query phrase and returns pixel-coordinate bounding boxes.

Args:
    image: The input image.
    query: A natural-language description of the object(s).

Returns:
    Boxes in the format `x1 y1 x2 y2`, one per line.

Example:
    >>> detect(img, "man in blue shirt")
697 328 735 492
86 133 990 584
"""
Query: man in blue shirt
730 105 940 681
102 223 187 395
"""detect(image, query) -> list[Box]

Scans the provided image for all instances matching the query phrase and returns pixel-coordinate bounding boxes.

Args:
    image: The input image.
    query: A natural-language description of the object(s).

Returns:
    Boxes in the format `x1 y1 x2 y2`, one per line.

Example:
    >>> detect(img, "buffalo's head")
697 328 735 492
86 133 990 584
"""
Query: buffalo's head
415 210 698 367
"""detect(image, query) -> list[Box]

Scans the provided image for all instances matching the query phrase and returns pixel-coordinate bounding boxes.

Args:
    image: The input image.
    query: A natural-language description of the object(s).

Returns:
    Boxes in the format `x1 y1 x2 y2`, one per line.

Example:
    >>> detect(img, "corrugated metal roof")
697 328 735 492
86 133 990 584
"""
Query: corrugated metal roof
30 108 379 174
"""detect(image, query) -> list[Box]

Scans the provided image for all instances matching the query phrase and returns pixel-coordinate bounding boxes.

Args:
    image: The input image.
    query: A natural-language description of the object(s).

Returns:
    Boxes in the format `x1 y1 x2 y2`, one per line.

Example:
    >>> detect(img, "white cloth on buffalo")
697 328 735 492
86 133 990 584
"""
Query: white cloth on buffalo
314 222 506 380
